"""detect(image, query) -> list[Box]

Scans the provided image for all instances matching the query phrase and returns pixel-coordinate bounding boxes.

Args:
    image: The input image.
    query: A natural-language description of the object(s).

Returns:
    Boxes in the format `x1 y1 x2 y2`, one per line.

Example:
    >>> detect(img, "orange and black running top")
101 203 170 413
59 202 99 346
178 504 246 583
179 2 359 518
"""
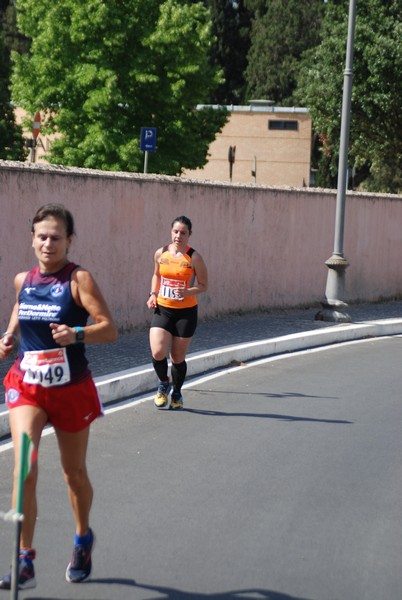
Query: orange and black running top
157 245 197 309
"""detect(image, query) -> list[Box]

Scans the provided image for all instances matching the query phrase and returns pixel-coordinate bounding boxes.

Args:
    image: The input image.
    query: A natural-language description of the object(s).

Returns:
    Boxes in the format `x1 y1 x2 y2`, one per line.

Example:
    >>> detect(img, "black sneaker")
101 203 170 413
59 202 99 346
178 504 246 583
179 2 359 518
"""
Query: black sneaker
65 529 95 583
0 549 36 590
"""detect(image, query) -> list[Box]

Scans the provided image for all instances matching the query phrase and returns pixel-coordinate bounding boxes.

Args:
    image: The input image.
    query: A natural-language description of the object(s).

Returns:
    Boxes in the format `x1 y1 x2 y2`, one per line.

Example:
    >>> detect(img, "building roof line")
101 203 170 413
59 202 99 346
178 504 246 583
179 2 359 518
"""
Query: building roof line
196 104 309 114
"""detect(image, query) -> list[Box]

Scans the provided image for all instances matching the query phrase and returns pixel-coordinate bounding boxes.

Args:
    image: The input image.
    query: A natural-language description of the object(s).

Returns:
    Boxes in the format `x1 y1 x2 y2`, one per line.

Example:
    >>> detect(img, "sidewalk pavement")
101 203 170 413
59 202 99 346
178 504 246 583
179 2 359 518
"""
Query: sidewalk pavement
1 300 402 439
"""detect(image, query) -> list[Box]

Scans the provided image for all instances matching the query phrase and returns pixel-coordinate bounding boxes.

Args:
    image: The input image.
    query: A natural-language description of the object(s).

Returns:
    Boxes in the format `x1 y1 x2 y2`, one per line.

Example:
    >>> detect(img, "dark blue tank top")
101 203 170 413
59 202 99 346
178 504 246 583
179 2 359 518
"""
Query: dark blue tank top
16 262 90 382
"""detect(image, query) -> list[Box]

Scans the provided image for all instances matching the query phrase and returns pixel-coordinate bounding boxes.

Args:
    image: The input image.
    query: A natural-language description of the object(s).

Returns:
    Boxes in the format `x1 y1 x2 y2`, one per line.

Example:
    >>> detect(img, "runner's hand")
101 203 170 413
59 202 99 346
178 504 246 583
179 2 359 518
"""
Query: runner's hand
50 323 76 346
0 334 14 359
147 296 158 309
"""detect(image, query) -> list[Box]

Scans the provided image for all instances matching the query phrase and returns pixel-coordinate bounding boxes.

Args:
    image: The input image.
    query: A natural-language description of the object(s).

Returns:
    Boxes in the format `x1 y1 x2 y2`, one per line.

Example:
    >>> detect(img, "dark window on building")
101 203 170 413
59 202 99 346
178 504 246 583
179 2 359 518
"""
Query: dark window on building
268 120 298 131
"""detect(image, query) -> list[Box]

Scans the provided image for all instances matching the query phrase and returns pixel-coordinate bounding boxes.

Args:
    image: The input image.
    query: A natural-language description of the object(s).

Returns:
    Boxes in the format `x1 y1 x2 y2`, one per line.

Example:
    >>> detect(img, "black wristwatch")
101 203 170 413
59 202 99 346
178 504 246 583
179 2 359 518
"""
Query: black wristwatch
74 326 85 343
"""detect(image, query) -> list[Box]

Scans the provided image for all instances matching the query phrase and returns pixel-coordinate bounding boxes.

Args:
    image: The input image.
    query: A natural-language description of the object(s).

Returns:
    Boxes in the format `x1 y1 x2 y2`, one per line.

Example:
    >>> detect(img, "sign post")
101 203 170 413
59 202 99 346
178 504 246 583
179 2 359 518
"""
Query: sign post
251 155 257 183
140 127 157 173
0 434 37 600
228 145 236 182
28 112 41 163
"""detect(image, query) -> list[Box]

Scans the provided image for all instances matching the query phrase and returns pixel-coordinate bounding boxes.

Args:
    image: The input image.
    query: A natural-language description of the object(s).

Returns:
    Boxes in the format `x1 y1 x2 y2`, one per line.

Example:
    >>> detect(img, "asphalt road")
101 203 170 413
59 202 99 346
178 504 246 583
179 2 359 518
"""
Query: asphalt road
1 335 402 600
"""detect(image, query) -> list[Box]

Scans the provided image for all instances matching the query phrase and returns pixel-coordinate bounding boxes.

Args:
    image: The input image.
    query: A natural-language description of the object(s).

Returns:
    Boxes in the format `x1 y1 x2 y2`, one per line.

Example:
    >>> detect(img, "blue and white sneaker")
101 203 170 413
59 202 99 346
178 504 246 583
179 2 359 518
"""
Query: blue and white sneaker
0 548 36 590
66 529 95 583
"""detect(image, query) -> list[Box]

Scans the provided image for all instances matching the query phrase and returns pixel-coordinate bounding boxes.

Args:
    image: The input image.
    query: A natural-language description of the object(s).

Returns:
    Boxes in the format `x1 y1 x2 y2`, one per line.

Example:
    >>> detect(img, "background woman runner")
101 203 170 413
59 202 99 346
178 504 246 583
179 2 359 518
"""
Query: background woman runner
0 204 117 590
147 216 208 410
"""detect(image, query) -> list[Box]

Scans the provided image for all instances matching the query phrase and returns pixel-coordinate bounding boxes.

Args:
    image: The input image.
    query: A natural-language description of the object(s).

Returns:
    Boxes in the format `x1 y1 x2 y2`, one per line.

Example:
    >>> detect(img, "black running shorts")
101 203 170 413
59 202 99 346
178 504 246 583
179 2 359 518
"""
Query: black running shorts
151 304 198 338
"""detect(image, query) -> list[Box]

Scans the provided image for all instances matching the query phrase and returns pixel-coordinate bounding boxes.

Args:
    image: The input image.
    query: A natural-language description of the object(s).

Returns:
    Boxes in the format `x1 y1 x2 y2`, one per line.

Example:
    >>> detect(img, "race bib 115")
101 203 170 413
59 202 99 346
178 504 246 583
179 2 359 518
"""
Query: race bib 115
160 277 185 301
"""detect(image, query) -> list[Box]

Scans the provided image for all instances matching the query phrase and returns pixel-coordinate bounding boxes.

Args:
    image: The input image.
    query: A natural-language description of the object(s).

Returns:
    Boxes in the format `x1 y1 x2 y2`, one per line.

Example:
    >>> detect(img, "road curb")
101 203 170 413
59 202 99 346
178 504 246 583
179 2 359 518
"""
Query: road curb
2 318 402 440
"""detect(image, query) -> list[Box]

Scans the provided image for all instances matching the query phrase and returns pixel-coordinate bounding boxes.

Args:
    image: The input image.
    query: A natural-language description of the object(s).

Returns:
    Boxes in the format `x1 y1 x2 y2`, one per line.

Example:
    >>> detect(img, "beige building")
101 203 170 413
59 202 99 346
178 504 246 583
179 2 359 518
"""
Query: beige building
16 102 312 186
183 101 312 187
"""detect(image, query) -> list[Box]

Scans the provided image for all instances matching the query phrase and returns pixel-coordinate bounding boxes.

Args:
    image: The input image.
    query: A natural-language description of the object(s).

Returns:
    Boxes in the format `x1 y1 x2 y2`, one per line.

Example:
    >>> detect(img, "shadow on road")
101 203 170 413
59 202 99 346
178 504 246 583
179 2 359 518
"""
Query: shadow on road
130 581 314 599
24 578 314 599
185 407 352 424
193 388 338 400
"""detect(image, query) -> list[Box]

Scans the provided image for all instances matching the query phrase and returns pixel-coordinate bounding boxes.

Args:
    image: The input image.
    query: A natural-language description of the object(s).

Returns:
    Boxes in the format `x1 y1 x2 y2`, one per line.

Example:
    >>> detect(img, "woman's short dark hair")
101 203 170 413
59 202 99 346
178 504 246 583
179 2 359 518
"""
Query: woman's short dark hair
171 215 192 233
31 204 75 236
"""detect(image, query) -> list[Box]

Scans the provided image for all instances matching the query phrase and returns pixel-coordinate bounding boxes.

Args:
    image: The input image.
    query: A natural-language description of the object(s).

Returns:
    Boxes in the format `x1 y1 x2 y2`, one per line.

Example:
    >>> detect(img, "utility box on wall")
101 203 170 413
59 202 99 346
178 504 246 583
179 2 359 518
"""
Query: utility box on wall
183 101 312 187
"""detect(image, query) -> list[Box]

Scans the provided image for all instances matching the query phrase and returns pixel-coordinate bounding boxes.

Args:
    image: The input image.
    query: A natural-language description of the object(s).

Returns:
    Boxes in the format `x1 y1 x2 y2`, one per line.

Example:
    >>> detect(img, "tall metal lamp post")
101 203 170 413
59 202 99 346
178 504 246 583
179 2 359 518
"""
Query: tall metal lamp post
316 0 357 323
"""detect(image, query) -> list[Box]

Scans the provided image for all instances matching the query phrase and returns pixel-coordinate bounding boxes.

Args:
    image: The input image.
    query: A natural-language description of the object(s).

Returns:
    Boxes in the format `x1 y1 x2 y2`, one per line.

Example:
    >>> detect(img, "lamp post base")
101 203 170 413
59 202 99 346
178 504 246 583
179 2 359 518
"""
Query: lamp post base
315 302 351 323
315 255 352 322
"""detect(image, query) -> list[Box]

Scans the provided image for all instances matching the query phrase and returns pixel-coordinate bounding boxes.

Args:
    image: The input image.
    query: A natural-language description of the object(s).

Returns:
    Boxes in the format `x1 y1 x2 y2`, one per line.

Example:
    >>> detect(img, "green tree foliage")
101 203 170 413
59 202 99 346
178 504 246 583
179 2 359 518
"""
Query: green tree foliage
205 0 252 104
245 0 325 105
296 0 402 193
11 0 227 174
0 1 25 161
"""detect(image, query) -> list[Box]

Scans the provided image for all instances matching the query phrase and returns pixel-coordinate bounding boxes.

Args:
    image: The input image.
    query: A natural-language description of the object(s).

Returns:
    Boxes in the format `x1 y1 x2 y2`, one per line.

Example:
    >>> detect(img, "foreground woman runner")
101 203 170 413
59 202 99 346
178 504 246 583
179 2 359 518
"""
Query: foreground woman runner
147 216 208 410
0 204 117 590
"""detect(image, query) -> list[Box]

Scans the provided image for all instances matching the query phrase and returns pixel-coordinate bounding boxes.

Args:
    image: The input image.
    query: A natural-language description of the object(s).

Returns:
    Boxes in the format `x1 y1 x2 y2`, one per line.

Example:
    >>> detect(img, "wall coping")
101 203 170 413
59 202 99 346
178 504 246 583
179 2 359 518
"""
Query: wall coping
1 159 401 200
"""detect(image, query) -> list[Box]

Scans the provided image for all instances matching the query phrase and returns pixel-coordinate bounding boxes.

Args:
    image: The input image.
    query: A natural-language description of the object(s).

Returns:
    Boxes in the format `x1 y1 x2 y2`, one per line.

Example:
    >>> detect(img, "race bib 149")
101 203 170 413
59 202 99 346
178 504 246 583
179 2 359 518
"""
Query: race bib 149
20 348 71 387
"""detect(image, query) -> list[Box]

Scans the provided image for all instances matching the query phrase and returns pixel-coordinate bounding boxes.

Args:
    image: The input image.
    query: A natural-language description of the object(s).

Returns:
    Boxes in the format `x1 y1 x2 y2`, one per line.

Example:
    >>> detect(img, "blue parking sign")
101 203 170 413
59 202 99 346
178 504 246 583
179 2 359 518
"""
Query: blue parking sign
140 127 157 152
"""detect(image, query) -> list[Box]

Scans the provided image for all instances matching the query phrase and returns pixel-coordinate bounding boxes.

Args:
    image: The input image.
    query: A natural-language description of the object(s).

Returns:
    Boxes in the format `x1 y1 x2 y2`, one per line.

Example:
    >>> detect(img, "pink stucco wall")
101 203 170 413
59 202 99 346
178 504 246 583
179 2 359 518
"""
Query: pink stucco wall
1 161 402 332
